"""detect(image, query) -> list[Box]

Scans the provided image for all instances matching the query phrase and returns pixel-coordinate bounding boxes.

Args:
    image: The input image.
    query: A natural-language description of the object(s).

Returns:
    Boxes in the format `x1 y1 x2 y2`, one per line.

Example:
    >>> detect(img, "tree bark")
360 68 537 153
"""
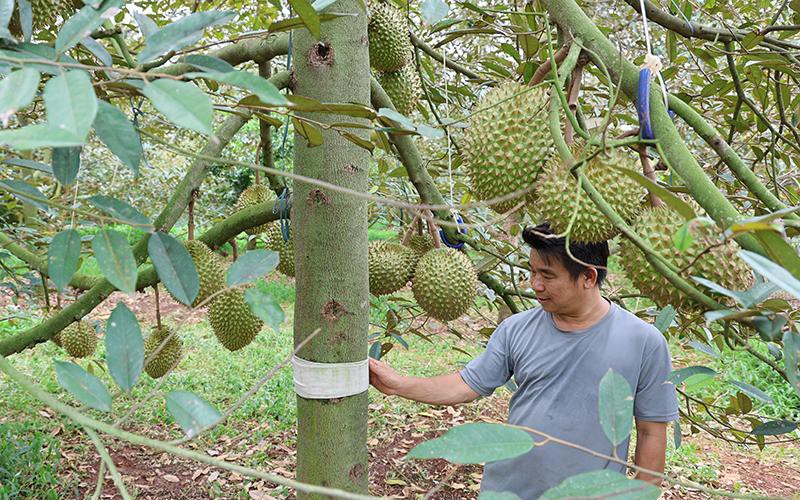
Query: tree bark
291 2 371 498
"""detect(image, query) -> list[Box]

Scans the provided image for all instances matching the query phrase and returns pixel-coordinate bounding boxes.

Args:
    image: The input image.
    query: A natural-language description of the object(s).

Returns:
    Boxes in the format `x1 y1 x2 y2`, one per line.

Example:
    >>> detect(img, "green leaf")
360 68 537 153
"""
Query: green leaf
292 117 324 147
2 158 52 174
598 369 634 446
421 0 449 24
312 0 337 10
227 250 279 286
81 37 112 66
0 179 49 210
133 10 157 37
751 419 797 436
165 390 221 438
0 0 13 38
728 380 773 404
54 360 112 412
0 124 86 149
377 107 415 130
672 221 694 252
687 340 720 359
668 366 716 385
138 11 236 64
189 70 288 106
289 0 320 38
142 79 213 135
181 54 235 73
739 250 800 300
55 0 123 54
654 305 675 333
45 70 97 139
244 287 285 332
88 195 151 229
479 493 522 500
51 146 81 185
0 68 40 120
672 419 682 449
48 229 82 292
105 302 144 392
784 330 800 397
148 233 199 306
17 0 31 41
93 101 143 176
540 470 661 500
92 229 138 293
407 423 534 464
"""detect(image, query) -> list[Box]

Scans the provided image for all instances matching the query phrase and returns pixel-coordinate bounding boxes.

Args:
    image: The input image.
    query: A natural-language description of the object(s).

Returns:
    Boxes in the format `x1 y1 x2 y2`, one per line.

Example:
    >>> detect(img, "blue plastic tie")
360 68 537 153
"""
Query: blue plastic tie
438 213 466 249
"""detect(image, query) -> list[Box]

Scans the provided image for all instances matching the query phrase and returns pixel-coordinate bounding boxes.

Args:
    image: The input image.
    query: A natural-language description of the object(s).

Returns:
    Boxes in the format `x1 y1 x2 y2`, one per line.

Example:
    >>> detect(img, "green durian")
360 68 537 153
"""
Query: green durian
264 223 295 278
412 248 478 322
56 319 97 358
368 0 412 72
234 184 277 235
535 147 644 243
377 64 421 116
368 240 417 296
208 287 263 351
619 205 753 310
460 82 554 213
144 326 183 379
167 240 225 307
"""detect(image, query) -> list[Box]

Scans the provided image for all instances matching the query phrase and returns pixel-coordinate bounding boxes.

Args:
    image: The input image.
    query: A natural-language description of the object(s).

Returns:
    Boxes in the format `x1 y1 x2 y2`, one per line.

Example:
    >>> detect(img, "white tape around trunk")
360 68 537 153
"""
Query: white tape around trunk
291 355 369 399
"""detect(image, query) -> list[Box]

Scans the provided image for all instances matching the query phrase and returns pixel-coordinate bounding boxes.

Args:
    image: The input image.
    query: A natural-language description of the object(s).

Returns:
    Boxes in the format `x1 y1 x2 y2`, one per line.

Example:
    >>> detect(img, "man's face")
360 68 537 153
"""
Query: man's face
528 249 591 313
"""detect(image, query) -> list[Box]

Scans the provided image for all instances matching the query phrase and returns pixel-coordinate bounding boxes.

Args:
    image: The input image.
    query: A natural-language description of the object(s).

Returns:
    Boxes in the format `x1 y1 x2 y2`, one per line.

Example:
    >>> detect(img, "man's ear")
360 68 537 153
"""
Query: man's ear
584 267 598 288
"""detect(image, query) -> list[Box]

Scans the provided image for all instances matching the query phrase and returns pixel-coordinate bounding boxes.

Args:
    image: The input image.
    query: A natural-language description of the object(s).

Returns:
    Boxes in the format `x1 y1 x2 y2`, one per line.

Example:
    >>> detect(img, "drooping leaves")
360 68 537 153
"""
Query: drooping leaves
93 101 143 176
48 229 82 292
407 423 534 464
598 369 634 447
91 229 138 294
540 470 661 500
165 391 221 438
147 233 199 306
105 302 144 392
51 146 81 185
54 360 112 412
138 11 236 64
227 250 279 286
141 79 213 135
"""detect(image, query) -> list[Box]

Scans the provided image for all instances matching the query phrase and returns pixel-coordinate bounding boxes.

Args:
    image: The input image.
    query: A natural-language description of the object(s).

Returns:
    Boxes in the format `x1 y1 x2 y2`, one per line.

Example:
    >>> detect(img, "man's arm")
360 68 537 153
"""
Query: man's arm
368 358 481 405
633 419 668 486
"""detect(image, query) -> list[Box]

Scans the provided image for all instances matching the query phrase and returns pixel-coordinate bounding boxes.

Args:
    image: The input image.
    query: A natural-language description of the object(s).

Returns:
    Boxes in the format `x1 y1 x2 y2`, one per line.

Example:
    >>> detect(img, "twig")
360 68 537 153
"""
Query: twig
83 426 132 500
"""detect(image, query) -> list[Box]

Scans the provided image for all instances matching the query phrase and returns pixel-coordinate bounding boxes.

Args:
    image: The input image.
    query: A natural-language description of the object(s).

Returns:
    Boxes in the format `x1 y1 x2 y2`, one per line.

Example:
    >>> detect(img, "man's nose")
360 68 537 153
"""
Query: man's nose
531 277 545 292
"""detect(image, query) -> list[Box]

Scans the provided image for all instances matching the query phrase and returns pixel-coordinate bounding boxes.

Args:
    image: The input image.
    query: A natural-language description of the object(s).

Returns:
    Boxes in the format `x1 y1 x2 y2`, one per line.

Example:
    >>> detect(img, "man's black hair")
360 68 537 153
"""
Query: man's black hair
521 223 609 287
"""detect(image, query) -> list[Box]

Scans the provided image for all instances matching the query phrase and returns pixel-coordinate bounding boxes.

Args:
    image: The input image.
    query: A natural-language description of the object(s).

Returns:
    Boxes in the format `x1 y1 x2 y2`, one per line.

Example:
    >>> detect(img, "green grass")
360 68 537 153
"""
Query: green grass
0 423 69 500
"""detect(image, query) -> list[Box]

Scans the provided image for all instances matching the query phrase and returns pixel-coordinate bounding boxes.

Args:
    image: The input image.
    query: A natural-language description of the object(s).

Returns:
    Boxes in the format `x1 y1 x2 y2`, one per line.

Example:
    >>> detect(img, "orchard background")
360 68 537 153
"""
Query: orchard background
0 0 799 499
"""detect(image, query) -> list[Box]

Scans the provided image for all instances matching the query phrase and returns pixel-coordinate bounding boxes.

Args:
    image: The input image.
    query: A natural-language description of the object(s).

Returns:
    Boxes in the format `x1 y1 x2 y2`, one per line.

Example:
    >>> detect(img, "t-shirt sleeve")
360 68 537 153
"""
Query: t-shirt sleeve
634 332 679 422
459 323 513 397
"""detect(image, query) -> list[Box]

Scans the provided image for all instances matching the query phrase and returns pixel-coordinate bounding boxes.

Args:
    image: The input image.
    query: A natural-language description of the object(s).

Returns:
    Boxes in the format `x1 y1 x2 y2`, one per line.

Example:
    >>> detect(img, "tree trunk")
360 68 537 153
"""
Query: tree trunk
291 3 371 498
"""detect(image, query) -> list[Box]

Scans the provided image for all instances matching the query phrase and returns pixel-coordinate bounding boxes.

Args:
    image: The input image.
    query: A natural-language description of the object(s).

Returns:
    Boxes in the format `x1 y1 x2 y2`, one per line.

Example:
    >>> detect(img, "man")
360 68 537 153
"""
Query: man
368 223 679 499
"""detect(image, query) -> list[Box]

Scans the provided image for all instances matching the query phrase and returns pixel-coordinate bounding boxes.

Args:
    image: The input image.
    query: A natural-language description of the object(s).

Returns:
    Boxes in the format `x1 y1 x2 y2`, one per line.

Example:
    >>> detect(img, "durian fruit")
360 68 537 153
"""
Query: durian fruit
377 64 421 116
183 240 225 307
535 148 644 243
144 326 183 378
619 205 752 310
407 233 435 257
412 248 478 322
264 223 295 277
208 287 263 351
460 82 554 213
368 0 412 72
234 184 277 235
8 0 81 38
368 240 417 296
56 320 97 359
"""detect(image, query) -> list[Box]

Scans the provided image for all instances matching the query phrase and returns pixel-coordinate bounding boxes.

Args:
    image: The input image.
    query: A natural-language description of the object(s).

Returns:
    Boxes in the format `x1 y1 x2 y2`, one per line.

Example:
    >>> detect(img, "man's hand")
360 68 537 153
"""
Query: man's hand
368 357 480 405
369 357 406 396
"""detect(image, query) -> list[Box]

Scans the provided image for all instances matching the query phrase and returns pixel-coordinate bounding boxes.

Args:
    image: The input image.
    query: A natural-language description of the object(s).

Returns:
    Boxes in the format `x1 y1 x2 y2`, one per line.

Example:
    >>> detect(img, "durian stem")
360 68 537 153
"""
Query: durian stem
258 61 285 193
154 285 162 329
549 92 573 161
531 43 571 85
188 189 197 241
110 33 135 69
401 211 423 246
638 145 665 208
40 271 51 312
478 272 521 315
544 20 589 141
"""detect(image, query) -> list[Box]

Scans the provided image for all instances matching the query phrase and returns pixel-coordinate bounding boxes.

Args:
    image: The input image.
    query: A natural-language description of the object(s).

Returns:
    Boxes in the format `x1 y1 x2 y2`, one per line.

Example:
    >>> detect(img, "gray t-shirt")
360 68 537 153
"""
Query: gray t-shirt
460 302 678 499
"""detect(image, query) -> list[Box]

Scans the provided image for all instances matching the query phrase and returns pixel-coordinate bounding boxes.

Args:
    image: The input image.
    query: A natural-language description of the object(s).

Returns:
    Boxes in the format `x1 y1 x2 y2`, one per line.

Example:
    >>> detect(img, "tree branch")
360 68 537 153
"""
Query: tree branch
156 33 290 77
409 32 485 82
